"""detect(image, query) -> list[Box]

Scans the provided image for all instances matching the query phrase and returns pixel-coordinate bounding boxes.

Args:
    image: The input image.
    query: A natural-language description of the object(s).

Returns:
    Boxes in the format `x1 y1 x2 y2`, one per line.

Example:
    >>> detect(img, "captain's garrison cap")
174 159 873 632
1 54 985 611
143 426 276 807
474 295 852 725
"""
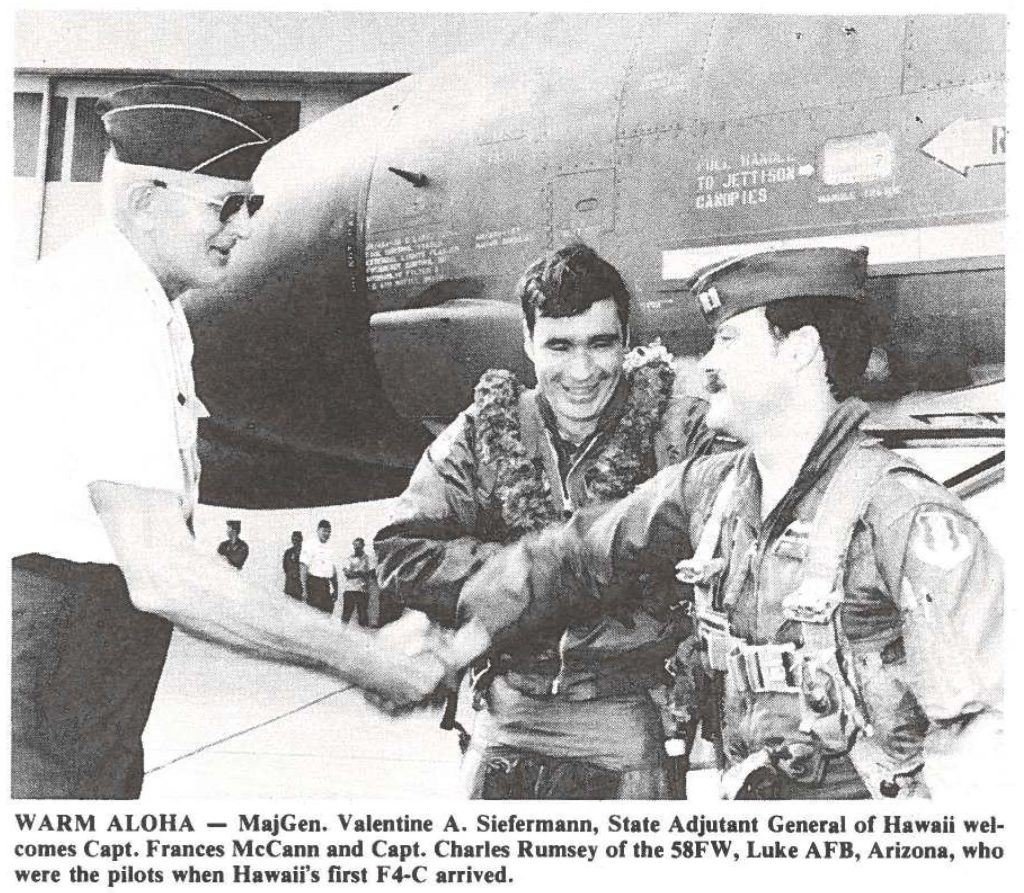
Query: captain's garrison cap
690 246 869 328
96 81 273 180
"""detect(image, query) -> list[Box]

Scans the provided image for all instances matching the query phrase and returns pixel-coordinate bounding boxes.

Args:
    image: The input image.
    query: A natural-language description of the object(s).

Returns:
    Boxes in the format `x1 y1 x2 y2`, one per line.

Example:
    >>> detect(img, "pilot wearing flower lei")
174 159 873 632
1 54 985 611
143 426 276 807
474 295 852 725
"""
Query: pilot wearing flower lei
375 243 718 799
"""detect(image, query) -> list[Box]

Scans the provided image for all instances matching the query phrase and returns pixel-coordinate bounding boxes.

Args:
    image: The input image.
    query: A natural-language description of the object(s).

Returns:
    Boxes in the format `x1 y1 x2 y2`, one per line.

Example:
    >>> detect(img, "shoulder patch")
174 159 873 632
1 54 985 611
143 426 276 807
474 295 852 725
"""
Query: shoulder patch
909 509 973 570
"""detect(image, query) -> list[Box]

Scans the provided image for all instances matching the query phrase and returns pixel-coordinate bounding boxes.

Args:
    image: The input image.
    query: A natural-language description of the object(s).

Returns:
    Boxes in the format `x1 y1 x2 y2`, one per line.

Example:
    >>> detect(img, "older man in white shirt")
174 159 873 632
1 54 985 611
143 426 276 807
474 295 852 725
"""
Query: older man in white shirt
11 82 448 799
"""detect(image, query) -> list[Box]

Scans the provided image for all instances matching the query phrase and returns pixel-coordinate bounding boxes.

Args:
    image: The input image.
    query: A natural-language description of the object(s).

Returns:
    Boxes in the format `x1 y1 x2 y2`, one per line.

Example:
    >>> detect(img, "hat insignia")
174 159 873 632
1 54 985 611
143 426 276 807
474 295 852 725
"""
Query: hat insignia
698 286 722 314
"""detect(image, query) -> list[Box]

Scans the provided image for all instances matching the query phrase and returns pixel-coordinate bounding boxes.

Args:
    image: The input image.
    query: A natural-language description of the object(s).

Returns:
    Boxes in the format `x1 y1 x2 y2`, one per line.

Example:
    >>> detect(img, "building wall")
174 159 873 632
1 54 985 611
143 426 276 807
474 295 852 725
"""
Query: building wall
15 10 531 76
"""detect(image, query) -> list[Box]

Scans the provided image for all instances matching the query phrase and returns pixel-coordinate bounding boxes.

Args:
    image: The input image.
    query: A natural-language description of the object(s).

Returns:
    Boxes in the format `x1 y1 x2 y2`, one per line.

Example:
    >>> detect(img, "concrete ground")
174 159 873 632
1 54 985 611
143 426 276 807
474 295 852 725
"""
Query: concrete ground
141 631 463 799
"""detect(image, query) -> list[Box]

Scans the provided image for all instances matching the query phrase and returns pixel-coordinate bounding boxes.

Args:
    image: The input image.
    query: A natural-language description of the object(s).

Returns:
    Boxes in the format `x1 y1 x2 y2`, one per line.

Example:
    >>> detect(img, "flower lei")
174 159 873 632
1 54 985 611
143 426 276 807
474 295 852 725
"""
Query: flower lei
472 340 676 535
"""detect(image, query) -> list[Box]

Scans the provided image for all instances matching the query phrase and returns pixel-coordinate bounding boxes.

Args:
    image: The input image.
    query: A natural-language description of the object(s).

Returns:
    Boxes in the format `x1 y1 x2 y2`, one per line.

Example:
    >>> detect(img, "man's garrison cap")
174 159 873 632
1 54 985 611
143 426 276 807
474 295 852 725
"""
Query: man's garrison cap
96 81 273 180
690 246 869 328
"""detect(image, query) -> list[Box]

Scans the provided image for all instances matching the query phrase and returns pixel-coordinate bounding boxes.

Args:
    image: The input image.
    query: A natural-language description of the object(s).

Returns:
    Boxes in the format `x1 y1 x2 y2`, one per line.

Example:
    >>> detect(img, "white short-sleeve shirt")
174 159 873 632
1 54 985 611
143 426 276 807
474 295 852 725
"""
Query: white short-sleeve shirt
301 538 337 580
12 224 207 564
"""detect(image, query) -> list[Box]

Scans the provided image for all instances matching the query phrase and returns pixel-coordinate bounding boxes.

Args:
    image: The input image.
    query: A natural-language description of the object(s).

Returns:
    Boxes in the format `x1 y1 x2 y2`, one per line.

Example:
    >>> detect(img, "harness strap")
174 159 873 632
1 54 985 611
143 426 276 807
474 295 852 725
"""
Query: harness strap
678 465 743 672
782 443 913 671
786 448 895 738
690 443 929 798
677 464 741 586
782 443 905 627
780 442 927 797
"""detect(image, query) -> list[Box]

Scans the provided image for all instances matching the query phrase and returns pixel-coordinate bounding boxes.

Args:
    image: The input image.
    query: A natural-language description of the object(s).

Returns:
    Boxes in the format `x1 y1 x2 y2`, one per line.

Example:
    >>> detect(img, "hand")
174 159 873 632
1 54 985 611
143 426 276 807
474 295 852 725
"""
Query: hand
446 617 492 670
360 612 455 715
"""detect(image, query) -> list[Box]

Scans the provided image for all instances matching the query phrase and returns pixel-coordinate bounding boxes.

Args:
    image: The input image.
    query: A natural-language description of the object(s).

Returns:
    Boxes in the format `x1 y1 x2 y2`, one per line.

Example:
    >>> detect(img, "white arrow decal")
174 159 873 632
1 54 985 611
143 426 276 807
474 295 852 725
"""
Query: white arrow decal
920 117 1006 177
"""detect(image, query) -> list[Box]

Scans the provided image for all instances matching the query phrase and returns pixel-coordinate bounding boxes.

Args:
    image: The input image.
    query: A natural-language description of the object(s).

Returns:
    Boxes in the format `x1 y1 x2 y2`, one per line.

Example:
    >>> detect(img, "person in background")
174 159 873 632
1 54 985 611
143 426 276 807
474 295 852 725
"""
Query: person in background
217 519 249 570
302 519 339 614
341 537 373 626
282 530 304 600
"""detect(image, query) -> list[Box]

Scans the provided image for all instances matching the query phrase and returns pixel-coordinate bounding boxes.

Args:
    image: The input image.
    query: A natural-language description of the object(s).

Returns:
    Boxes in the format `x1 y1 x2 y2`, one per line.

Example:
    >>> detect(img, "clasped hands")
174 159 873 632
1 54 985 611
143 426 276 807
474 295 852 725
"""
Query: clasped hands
360 612 491 715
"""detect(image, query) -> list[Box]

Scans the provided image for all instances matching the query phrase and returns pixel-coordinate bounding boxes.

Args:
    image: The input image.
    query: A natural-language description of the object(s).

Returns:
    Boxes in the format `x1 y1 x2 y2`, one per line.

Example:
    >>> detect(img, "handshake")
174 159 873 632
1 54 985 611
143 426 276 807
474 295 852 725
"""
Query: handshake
355 612 492 715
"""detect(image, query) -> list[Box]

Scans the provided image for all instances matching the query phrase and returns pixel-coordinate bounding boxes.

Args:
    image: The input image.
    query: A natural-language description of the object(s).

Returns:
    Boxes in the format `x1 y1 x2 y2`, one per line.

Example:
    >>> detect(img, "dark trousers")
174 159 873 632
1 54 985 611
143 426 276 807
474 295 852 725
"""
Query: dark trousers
306 576 335 613
12 554 172 799
341 591 369 626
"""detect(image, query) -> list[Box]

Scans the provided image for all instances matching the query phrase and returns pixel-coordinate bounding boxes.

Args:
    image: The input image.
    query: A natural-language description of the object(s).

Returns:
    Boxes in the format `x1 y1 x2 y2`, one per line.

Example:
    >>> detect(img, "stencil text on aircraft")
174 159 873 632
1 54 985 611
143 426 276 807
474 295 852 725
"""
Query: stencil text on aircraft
693 150 813 212
366 233 461 291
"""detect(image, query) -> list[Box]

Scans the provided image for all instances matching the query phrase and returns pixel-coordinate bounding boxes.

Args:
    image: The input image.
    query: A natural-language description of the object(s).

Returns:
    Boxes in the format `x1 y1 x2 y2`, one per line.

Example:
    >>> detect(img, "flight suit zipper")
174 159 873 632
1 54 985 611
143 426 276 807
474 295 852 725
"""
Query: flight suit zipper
543 428 605 514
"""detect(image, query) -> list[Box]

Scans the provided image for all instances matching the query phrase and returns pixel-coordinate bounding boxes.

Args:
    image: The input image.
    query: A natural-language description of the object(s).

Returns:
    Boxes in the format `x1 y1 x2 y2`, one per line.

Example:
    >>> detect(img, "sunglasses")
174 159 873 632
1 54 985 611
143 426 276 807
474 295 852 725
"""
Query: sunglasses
152 180 265 224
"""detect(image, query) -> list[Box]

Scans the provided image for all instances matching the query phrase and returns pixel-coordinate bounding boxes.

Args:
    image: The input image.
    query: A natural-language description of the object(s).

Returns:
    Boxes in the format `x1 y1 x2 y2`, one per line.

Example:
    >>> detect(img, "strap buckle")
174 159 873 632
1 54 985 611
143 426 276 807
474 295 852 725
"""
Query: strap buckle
694 600 739 673
727 642 799 694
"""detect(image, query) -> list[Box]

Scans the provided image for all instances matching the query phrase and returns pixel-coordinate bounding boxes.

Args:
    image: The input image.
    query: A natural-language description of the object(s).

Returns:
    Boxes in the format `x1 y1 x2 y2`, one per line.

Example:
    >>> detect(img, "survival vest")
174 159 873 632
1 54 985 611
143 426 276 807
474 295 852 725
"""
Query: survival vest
677 441 930 799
